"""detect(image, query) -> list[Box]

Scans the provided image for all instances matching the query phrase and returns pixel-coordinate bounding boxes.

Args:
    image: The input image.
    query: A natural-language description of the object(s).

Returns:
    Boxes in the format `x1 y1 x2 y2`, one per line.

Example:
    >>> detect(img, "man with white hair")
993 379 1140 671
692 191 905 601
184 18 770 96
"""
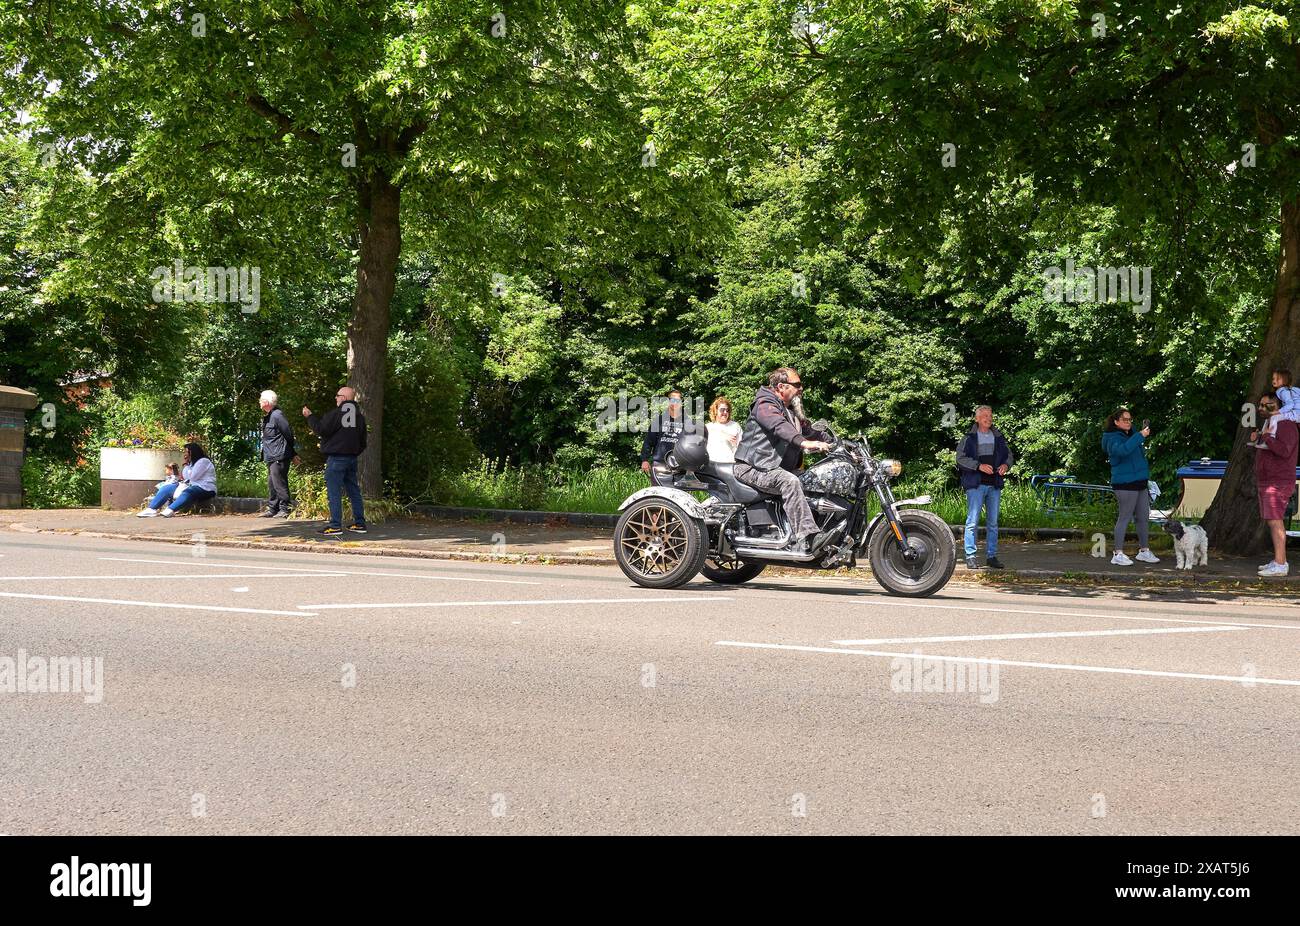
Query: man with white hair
258 390 298 518
955 405 1013 570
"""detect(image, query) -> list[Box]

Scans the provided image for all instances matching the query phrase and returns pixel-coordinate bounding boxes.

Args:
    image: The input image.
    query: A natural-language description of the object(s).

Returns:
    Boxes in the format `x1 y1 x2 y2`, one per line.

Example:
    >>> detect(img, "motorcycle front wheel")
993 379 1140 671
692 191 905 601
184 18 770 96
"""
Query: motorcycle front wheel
868 509 956 598
614 497 708 589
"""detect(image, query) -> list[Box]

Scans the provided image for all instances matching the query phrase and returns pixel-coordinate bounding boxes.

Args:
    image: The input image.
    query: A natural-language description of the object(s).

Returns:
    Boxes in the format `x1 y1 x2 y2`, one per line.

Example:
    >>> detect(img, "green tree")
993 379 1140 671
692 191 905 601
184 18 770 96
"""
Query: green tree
2 0 726 494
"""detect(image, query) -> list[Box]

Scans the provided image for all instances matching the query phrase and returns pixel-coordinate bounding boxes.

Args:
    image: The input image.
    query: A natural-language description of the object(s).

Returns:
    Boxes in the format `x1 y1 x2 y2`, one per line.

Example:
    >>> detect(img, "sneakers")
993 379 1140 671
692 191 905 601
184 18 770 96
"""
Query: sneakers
985 556 1005 570
346 523 368 534
319 526 343 537
1259 561 1290 577
1110 551 1134 566
160 508 174 518
136 508 158 518
1135 549 1161 564
274 510 290 519
258 508 279 518
965 555 981 570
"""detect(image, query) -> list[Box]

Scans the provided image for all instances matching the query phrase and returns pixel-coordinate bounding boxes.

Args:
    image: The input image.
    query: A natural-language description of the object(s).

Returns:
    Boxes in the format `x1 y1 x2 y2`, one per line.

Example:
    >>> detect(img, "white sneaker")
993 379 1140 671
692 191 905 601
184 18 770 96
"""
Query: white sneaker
1135 549 1161 564
1111 551 1133 566
1258 562 1273 573
137 508 157 518
160 508 174 518
1259 561 1290 577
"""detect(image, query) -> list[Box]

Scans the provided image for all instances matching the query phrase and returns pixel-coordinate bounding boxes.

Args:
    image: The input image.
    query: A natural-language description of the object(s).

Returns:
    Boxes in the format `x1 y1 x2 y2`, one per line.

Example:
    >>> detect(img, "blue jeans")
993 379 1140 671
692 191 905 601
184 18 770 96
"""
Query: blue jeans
148 483 217 512
964 485 1001 557
324 455 365 529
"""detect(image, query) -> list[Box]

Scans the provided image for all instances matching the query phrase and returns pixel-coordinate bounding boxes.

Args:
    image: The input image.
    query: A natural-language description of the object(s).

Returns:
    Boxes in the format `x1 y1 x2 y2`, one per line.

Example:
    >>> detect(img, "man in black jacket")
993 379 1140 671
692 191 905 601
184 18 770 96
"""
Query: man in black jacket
258 390 299 518
303 386 368 536
733 367 832 553
640 389 698 484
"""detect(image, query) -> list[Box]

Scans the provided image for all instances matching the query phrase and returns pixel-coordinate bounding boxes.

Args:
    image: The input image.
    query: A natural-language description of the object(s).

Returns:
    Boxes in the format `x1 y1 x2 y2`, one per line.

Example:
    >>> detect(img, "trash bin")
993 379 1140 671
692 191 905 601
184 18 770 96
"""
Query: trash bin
0 385 40 508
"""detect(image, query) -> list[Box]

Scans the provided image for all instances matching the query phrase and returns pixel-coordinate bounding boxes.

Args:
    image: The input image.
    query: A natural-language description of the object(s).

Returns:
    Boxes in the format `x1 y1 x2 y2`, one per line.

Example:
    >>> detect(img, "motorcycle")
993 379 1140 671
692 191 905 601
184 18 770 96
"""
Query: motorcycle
613 423 956 596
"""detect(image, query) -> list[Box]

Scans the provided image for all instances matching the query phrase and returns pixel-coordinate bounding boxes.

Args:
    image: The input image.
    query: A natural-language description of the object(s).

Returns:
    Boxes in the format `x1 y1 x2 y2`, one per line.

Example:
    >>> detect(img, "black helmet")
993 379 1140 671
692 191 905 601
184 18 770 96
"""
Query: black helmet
669 433 709 471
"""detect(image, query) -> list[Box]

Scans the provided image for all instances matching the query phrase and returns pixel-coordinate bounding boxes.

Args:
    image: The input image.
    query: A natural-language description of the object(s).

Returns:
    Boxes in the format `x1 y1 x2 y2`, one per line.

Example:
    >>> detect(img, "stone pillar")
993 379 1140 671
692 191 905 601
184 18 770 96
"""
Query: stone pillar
0 385 40 508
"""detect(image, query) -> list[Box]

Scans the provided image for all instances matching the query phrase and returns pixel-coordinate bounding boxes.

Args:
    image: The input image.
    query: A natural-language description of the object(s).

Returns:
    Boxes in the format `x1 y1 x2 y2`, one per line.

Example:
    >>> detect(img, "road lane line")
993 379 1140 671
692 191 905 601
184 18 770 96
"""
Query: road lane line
0 592 313 616
714 641 1300 687
0 573 346 582
844 599 1300 630
98 556 541 585
831 626 1249 646
300 595 733 610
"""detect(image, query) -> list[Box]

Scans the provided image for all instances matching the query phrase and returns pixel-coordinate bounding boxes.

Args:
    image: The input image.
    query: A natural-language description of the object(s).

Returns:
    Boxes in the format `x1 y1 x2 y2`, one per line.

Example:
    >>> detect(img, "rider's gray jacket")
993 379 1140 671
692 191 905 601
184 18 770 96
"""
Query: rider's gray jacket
734 386 830 473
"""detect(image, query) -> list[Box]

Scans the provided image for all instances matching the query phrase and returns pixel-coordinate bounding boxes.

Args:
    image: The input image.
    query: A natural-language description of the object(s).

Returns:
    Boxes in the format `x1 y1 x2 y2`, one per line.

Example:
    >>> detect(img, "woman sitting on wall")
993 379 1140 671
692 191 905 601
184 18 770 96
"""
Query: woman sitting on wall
137 443 218 518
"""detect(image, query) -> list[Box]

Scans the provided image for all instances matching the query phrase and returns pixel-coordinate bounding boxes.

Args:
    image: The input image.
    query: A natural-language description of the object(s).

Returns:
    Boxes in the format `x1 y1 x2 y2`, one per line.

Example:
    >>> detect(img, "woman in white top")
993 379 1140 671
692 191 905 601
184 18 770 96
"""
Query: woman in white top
705 396 743 463
138 442 219 517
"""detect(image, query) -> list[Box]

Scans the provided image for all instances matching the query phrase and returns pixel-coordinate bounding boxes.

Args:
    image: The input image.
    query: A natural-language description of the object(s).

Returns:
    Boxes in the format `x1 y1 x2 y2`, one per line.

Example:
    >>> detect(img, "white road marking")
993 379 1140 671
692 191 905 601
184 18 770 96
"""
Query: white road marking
831 626 1249 646
0 573 345 582
848 599 1300 631
98 556 541 585
300 595 733 610
232 587 249 593
0 591 313 616
715 641 1300 687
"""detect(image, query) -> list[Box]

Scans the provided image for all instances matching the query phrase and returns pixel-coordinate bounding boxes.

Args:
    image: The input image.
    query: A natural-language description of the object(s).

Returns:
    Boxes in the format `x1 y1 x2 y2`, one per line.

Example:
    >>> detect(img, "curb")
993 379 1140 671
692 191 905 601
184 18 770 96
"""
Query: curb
8 522 1296 599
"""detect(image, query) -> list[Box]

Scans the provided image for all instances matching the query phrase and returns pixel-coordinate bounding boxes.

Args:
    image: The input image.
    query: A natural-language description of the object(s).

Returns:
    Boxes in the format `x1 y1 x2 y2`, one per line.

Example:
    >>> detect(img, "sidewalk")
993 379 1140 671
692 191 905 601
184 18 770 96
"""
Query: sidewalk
4 508 1299 597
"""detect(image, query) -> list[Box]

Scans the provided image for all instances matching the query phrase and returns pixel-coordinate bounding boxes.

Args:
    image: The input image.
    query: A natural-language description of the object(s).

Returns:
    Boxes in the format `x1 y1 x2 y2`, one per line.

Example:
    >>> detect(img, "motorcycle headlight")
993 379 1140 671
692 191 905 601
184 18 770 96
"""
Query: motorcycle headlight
878 458 903 478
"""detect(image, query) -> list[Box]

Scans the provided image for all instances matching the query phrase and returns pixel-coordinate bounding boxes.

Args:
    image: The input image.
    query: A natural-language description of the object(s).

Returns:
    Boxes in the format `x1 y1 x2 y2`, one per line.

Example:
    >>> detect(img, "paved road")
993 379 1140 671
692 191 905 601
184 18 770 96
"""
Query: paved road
1 531 1296 835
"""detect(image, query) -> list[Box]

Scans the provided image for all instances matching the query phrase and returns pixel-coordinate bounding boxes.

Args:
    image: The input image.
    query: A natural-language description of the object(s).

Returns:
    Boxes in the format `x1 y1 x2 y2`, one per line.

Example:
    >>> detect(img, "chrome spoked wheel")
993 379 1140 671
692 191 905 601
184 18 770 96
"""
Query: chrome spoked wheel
700 557 766 585
614 498 707 589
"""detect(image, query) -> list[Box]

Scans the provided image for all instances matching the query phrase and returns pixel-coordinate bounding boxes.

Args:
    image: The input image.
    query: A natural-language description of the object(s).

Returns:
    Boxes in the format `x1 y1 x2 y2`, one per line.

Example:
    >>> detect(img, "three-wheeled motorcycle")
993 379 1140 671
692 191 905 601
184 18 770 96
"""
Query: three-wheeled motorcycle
613 424 956 596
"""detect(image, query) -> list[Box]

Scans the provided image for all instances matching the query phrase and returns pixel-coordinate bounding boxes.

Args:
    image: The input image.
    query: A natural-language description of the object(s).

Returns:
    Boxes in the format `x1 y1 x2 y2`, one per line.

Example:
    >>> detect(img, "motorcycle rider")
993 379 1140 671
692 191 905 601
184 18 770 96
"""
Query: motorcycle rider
733 367 833 553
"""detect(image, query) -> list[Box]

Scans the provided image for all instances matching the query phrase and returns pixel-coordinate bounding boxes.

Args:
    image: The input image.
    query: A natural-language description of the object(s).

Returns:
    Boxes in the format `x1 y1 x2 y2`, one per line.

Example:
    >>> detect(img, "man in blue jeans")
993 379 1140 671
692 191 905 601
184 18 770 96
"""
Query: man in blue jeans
303 386 368 537
955 405 1014 570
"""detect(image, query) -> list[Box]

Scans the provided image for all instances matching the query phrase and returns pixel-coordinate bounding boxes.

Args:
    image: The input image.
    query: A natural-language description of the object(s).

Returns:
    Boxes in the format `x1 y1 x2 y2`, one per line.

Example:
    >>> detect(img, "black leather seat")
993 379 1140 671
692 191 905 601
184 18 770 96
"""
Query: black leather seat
699 461 771 504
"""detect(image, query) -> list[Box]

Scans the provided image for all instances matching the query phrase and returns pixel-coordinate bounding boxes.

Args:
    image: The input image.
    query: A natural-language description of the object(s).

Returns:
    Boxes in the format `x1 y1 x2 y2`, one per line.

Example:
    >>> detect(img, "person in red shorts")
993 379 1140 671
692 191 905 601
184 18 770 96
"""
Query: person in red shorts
1250 390 1299 577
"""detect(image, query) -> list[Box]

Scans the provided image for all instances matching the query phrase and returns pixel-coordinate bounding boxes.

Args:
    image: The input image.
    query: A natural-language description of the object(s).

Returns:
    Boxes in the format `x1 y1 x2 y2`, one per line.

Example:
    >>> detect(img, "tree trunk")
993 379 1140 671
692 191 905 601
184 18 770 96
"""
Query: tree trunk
1201 196 1300 554
346 174 401 498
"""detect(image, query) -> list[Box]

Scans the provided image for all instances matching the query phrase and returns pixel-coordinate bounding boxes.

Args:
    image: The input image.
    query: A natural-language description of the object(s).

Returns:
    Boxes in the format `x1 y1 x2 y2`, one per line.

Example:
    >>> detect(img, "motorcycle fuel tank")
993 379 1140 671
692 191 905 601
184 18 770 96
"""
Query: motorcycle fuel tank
800 456 859 498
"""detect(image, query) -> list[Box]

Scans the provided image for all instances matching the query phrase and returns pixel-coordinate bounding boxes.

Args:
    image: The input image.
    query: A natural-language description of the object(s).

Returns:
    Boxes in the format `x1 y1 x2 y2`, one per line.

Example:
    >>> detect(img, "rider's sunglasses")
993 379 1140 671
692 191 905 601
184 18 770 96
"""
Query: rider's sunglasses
786 381 804 391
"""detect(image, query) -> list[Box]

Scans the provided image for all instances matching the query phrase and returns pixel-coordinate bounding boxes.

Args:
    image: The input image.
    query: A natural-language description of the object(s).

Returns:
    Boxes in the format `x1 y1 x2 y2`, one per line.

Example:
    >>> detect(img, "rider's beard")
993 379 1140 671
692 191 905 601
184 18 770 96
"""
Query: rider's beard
790 393 807 422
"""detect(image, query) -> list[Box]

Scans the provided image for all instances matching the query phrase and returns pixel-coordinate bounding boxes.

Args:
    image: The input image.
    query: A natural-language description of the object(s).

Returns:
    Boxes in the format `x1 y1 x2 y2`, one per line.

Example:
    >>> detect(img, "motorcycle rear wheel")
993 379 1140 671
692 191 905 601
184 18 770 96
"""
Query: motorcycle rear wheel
868 509 956 598
701 559 766 585
614 497 707 589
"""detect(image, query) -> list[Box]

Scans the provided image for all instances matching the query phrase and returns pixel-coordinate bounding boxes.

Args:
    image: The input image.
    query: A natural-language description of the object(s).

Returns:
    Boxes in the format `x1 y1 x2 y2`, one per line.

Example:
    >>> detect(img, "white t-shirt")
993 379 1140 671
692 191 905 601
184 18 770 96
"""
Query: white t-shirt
182 458 218 493
706 421 743 463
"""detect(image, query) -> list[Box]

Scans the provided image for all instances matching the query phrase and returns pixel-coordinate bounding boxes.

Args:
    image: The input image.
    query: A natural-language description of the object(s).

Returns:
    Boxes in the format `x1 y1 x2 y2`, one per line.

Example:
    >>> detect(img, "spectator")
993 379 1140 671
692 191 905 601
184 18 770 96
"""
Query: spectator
258 390 299 518
955 405 1012 570
640 389 697 483
136 443 217 517
705 396 742 463
1250 390 1299 577
304 386 368 536
1101 407 1160 566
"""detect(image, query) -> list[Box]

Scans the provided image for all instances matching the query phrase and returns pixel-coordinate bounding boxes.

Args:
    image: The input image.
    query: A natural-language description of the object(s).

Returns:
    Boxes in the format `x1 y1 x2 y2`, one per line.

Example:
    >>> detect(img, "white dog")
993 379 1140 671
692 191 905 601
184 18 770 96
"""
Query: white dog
1162 520 1209 570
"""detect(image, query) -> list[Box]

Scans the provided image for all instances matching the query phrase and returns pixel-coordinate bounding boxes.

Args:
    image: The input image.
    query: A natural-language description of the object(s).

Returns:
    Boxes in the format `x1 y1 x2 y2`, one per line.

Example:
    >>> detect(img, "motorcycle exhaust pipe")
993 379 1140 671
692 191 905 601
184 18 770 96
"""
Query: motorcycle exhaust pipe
730 545 819 563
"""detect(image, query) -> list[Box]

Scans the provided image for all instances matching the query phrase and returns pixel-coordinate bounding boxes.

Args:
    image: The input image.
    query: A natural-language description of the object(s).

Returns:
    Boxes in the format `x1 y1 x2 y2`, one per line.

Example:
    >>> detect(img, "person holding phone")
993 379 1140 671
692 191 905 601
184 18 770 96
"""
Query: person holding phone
1102 407 1159 566
1249 390 1298 577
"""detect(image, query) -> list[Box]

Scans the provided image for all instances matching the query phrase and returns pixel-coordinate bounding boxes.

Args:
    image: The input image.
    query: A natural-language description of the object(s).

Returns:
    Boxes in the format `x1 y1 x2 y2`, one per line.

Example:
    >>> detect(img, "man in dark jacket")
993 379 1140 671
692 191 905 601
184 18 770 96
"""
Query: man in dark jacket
303 386 368 536
955 405 1014 570
640 390 698 484
258 390 299 518
733 367 832 553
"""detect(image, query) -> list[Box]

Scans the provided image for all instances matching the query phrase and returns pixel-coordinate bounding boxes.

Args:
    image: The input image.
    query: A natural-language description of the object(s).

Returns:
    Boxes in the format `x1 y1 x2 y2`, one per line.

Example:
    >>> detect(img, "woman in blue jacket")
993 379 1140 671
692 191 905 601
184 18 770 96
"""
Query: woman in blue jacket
1101 408 1160 566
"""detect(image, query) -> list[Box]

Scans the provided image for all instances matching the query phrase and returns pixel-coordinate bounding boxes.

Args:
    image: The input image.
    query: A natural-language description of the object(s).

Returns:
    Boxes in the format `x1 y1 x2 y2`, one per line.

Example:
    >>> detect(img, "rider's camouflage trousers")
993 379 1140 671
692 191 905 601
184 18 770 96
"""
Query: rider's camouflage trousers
732 462 818 541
